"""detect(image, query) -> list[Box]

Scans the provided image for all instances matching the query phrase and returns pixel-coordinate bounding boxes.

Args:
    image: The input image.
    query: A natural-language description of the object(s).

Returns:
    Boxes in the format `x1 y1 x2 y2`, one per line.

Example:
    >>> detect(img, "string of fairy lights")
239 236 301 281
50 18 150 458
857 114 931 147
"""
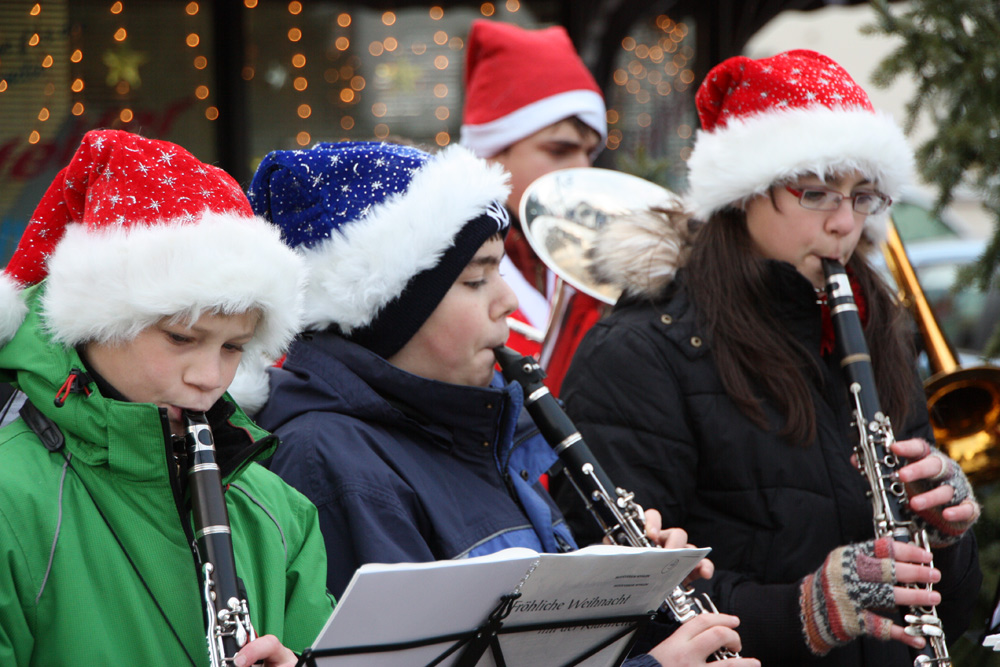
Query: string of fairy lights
22 2 57 146
609 14 696 157
2 1 695 163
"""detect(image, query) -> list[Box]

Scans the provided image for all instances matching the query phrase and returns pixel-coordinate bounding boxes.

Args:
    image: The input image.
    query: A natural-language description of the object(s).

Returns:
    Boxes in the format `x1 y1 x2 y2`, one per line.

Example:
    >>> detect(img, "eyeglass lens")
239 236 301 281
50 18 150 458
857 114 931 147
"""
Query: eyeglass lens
797 189 888 215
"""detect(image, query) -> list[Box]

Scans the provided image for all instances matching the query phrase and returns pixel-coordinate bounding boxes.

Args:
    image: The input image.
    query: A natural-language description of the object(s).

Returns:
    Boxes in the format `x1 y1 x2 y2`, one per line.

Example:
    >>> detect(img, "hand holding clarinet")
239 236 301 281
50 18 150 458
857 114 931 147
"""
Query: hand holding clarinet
184 411 300 667
494 348 759 665
809 260 978 665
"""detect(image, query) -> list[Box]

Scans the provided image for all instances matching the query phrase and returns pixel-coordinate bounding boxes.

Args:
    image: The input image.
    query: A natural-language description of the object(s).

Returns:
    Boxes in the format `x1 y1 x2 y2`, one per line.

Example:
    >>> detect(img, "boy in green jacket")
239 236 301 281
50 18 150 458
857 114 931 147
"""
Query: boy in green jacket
0 129 333 666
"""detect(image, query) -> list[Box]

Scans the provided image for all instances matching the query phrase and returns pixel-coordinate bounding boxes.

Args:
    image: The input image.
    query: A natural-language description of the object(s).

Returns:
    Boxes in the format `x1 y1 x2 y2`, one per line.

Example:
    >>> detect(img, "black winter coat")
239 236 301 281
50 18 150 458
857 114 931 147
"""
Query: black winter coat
556 262 981 667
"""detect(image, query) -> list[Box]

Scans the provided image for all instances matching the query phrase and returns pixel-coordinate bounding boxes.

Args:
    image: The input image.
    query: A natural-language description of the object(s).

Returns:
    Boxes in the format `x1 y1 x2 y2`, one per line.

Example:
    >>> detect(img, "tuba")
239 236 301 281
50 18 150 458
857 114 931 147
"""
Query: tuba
882 220 1000 483
515 168 680 363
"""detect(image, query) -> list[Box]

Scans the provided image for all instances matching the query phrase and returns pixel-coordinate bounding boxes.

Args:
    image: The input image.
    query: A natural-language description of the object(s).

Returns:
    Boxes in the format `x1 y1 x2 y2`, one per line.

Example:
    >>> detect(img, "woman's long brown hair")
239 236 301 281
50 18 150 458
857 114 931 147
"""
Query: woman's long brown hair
684 206 915 446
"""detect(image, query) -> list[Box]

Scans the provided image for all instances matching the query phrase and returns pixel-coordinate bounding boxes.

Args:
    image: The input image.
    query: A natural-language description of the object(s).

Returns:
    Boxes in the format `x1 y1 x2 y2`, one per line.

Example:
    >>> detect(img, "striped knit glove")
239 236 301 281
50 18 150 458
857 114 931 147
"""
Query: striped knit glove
799 537 897 656
904 446 980 547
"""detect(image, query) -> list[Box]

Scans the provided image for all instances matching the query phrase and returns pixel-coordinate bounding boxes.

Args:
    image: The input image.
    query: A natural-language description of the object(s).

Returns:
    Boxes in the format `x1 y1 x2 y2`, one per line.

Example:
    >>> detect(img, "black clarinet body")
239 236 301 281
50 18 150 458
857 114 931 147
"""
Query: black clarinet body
821 259 949 666
183 410 258 667
494 347 740 660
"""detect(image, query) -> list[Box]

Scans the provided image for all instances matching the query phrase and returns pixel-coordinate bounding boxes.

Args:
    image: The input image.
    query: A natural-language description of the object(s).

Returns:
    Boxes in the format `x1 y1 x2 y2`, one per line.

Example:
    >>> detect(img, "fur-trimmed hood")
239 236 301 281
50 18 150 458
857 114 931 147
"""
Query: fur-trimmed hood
588 207 697 301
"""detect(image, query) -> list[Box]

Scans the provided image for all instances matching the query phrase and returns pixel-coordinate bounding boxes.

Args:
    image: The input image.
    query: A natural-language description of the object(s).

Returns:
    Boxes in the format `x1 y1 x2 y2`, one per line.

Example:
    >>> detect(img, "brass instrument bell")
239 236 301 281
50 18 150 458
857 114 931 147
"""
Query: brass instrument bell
883 219 1000 484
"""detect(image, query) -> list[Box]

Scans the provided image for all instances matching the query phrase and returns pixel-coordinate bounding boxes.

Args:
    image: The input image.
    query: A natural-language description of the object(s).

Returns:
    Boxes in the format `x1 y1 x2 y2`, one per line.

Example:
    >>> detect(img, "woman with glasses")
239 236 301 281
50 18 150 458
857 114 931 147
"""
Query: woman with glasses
553 50 981 667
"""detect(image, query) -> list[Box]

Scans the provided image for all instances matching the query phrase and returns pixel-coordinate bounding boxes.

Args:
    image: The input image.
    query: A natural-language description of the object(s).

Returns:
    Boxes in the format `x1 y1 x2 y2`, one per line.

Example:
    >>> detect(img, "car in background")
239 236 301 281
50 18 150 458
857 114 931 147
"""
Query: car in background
873 188 998 368
900 237 998 365
881 184 997 369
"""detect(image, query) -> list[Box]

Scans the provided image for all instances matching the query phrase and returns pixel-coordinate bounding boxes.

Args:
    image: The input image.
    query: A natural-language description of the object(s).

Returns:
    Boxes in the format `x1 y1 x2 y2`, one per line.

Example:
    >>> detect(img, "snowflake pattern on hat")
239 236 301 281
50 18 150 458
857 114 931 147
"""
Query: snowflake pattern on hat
0 129 305 371
685 49 915 236
6 129 251 291
249 141 511 357
249 141 430 250
697 50 872 132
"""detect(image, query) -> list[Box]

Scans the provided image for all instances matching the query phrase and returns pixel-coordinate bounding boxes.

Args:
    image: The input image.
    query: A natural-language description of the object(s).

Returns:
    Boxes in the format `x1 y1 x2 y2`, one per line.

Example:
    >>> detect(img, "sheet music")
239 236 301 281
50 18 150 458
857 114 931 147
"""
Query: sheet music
307 548 538 666
498 545 709 666
305 544 709 667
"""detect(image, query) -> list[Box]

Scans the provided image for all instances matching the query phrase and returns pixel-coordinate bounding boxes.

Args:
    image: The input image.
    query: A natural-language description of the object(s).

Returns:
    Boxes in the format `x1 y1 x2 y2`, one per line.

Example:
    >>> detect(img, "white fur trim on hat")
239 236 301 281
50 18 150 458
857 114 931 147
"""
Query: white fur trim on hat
686 106 915 241
41 210 305 361
0 273 27 345
460 90 607 159
227 350 274 417
300 144 510 333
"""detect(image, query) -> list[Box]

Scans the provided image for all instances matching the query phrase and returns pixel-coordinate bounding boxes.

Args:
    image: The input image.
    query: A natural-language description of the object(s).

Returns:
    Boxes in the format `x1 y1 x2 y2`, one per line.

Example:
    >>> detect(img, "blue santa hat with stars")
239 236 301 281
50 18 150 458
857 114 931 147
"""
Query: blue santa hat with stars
248 141 511 359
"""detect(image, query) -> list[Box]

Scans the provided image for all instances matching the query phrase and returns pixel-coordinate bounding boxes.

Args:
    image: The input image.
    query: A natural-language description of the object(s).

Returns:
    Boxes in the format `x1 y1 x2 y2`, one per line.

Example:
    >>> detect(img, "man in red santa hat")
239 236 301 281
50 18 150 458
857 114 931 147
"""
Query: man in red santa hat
460 19 608 394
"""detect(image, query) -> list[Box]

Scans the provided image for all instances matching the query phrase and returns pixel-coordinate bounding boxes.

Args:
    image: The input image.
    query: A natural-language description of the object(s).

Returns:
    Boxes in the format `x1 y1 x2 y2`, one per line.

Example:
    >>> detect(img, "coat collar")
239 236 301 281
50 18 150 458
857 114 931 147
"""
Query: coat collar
644 261 825 360
278 331 522 455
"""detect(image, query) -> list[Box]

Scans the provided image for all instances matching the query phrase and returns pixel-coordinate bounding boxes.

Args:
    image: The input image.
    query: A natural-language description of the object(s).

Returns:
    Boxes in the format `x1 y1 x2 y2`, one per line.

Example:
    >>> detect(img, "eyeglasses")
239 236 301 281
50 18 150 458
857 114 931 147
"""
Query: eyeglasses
784 185 892 216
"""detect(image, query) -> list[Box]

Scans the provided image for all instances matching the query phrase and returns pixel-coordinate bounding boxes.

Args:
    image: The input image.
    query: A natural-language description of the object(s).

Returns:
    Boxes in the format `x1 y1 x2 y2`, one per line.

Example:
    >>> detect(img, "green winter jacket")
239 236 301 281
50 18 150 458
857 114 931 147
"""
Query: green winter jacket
0 284 335 666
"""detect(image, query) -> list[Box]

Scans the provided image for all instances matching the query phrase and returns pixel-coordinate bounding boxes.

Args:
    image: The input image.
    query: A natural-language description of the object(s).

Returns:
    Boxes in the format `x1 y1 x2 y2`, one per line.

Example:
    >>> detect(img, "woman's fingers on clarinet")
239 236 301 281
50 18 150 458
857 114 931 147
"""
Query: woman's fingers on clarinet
891 541 934 565
942 499 979 523
889 622 929 650
896 451 946 485
893 582 941 608
907 484 955 513
892 437 932 461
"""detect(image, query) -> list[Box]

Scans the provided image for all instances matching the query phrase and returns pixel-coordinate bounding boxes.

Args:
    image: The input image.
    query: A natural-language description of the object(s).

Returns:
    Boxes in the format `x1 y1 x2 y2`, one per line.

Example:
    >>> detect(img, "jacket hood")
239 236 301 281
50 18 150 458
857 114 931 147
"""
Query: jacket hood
588 206 696 301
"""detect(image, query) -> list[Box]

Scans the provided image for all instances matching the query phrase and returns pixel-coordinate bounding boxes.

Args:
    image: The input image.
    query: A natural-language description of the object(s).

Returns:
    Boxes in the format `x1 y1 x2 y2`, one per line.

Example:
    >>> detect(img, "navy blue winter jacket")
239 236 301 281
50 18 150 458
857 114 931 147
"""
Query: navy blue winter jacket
257 331 579 599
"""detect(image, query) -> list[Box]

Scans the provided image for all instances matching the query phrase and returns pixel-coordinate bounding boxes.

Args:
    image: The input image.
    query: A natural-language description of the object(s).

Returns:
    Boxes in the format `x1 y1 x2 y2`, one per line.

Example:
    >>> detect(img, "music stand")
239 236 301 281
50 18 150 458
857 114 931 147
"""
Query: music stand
296 592 653 667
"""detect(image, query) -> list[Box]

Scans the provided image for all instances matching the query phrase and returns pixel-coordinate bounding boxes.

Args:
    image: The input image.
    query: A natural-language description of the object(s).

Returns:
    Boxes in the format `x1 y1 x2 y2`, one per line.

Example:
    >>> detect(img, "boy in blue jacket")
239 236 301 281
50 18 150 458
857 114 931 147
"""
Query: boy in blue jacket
247 140 759 667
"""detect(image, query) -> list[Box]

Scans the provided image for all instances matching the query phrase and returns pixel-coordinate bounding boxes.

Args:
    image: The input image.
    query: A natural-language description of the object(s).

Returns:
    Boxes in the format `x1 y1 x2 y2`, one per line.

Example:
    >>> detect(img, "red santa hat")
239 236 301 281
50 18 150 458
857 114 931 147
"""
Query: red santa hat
460 20 607 159
686 49 914 239
0 129 303 366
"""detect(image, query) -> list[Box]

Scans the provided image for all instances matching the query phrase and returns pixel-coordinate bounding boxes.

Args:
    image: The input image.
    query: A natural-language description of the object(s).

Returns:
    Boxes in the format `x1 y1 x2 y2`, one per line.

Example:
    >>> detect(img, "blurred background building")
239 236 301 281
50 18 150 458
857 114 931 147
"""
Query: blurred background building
1 0 906 264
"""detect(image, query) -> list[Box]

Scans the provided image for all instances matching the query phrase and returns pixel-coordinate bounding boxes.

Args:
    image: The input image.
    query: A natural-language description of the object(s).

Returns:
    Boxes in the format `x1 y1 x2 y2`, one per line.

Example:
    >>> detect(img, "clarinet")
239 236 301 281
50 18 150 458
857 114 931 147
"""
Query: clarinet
183 410 258 667
821 260 950 666
494 347 741 661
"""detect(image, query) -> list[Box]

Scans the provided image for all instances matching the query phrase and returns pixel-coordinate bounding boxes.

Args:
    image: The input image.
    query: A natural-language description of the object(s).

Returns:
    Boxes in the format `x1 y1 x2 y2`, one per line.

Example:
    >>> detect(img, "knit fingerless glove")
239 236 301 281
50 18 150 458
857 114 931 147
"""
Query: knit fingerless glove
799 537 897 656
904 448 979 547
